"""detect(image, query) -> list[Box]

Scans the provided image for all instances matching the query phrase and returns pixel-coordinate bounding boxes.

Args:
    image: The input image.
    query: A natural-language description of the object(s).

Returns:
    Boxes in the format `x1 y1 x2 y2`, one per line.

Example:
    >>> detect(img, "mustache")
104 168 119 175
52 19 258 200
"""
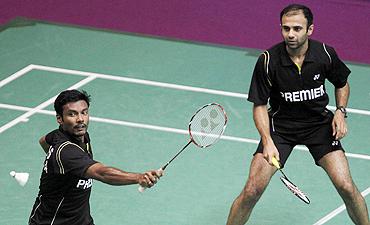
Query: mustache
74 123 87 129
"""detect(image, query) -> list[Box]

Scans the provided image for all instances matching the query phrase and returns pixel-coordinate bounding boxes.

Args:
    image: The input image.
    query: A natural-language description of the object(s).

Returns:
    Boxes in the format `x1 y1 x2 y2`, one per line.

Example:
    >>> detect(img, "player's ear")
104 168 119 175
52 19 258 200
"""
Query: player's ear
307 24 314 36
56 114 63 124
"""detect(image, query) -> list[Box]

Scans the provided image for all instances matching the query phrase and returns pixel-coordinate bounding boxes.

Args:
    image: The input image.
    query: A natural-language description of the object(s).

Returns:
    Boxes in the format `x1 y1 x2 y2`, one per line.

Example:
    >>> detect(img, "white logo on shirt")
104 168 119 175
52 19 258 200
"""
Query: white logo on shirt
313 74 321 80
43 147 54 173
76 178 93 189
280 85 325 102
332 141 339 146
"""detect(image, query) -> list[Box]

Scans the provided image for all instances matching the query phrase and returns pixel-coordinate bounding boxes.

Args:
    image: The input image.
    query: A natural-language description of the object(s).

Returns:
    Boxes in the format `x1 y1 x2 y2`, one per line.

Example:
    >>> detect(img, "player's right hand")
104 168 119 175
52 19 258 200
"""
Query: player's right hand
139 169 164 188
262 140 280 165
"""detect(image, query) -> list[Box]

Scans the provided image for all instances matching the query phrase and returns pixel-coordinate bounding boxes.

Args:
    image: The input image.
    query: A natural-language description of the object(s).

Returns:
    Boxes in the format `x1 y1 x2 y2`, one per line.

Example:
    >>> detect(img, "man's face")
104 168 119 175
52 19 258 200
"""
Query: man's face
57 100 89 139
281 10 313 50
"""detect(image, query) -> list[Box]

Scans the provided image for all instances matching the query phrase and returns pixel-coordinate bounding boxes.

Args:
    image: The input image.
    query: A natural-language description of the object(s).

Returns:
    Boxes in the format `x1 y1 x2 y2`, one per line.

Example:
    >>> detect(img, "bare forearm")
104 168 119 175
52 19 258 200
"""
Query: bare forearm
86 163 141 185
335 82 350 107
253 104 273 145
332 82 349 140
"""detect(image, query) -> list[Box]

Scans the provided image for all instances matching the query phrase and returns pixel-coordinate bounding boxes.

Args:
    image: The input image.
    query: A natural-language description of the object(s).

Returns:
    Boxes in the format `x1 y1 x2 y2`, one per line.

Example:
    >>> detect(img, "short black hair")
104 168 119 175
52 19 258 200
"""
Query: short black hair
54 89 91 116
280 4 313 28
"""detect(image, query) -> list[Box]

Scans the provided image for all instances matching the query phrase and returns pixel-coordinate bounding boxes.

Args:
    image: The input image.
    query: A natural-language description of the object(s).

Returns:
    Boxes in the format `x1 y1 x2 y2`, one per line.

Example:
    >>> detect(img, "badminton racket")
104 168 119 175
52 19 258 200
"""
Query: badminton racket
272 157 310 204
139 103 228 192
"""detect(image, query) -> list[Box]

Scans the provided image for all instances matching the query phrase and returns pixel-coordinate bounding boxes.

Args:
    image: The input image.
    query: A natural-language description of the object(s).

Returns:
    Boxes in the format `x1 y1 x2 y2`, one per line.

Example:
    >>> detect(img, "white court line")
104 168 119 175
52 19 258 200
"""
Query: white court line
32 64 248 99
0 76 97 134
1 64 370 160
1 102 370 161
326 105 370 116
2 64 370 116
31 64 370 116
312 187 370 225
0 103 258 145
0 64 34 88
0 103 55 115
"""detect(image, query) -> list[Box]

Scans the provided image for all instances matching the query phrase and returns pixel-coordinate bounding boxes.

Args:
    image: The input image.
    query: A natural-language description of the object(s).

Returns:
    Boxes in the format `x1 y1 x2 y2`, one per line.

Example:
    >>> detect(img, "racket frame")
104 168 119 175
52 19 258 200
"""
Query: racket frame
163 103 227 169
279 173 310 204
188 103 228 148
272 157 310 204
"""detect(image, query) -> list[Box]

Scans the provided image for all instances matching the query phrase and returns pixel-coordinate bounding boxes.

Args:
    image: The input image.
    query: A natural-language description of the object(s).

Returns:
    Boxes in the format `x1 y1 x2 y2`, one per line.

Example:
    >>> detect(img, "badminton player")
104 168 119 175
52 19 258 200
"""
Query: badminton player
29 89 163 225
226 4 369 225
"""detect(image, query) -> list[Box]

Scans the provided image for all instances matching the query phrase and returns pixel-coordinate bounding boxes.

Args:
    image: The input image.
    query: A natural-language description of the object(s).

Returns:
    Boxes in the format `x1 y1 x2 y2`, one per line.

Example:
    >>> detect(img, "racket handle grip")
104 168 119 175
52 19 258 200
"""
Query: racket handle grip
138 168 164 193
271 157 281 169
138 185 146 193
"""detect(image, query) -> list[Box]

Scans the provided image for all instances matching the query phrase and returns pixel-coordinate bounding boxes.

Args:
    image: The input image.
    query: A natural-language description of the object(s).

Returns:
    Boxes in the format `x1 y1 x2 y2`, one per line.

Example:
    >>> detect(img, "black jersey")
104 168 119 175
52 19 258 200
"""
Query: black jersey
29 127 97 225
248 39 350 123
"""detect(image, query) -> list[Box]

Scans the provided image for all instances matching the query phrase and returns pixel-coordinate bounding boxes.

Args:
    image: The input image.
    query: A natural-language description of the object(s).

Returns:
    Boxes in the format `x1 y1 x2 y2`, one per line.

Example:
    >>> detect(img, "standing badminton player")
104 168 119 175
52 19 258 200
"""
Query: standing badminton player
226 4 369 225
29 90 163 225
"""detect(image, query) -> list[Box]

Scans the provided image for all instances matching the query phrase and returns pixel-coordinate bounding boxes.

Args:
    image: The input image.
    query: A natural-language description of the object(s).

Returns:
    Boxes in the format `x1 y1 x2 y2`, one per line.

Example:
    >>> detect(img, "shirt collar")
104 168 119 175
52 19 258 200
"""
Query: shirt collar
58 125 89 145
280 39 315 66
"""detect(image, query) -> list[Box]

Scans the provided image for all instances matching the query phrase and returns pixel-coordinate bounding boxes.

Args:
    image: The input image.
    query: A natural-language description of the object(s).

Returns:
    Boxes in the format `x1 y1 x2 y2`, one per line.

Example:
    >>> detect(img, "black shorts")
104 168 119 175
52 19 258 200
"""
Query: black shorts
254 113 344 167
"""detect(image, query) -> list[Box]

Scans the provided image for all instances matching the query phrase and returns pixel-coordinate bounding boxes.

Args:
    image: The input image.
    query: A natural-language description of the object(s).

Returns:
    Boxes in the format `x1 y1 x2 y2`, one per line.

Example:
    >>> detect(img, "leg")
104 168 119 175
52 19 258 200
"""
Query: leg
226 153 276 225
318 150 369 225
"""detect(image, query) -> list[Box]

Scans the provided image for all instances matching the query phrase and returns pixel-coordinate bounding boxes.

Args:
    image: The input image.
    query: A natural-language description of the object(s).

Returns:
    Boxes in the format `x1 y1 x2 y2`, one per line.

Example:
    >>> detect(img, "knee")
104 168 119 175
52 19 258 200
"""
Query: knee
239 183 266 205
336 180 357 198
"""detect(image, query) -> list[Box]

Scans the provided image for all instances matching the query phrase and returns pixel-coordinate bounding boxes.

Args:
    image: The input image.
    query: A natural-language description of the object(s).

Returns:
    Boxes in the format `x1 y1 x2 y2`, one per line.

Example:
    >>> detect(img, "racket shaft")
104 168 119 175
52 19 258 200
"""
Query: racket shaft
271 157 288 179
162 140 192 170
279 169 288 179
138 141 192 193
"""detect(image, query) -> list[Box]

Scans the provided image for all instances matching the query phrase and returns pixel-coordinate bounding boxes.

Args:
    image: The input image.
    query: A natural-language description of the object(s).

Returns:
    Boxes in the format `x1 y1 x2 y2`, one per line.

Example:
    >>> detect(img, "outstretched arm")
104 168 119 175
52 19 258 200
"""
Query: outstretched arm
85 162 163 188
332 82 350 140
253 104 279 164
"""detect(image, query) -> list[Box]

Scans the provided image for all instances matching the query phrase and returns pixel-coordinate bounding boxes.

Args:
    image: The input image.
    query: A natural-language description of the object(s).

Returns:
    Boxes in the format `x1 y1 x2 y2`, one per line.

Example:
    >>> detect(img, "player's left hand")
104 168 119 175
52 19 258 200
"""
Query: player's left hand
332 110 348 140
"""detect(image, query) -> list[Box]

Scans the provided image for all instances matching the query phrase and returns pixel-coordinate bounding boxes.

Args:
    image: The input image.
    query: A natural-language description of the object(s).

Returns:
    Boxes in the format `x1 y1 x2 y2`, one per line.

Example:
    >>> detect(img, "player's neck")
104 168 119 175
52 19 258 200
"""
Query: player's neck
71 133 85 143
77 136 85 143
286 41 308 67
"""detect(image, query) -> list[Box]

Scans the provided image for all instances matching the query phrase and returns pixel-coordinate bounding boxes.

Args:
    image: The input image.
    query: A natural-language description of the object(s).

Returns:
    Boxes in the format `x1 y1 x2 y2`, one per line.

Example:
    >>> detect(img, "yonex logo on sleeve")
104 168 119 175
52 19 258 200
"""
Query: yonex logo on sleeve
280 85 325 102
313 74 320 80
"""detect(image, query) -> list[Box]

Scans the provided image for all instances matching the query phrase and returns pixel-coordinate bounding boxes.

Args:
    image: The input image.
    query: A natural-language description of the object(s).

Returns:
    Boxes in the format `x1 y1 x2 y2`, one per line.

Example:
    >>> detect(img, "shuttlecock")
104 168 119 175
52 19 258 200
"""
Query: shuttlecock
10 171 29 186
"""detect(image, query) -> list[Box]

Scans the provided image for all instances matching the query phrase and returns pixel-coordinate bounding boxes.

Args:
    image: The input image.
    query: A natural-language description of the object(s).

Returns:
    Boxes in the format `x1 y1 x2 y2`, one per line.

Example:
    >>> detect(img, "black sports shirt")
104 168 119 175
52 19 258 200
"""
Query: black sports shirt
248 39 350 122
29 127 97 225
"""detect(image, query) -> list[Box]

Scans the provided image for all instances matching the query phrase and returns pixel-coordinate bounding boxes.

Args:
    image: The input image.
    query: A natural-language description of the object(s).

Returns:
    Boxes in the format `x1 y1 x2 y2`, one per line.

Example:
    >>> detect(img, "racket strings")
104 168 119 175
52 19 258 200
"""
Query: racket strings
189 104 226 147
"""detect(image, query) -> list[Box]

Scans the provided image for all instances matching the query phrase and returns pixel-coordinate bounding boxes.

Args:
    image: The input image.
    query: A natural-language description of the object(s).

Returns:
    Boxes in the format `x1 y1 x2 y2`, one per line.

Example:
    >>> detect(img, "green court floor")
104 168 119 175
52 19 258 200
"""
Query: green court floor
0 19 369 225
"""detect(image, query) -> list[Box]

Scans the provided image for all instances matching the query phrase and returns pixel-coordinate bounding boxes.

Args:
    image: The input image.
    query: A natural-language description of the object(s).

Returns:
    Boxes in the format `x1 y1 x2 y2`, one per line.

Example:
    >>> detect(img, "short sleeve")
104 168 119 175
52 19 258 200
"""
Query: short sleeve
247 52 272 105
45 129 59 145
56 144 97 177
325 45 351 88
